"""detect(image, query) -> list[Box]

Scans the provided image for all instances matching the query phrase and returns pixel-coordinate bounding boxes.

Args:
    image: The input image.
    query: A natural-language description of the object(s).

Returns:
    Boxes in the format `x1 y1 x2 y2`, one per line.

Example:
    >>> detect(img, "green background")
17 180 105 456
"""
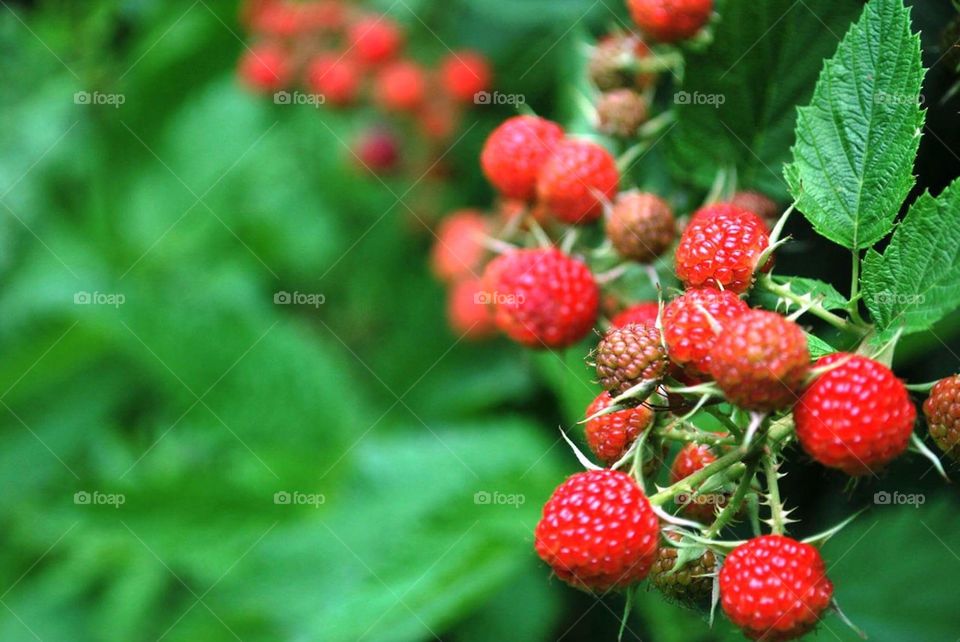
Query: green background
1 0 959 640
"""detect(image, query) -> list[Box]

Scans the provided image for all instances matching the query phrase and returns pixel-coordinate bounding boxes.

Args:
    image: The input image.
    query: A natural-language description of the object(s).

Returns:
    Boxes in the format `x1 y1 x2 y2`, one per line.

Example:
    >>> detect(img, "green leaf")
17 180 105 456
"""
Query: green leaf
668 0 862 199
784 0 925 249
806 332 837 359
862 178 960 340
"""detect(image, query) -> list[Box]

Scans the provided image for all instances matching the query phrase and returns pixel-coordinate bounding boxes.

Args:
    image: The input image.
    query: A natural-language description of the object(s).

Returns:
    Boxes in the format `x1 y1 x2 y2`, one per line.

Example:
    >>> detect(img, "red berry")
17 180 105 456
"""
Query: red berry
238 44 290 92
375 60 426 111
596 89 649 138
720 535 833 642
923 375 960 460
430 210 488 283
627 0 713 43
481 115 565 200
305 54 361 106
483 248 599 348
584 392 653 465
662 288 748 377
708 310 810 411
354 127 399 173
795 354 916 476
606 191 675 262
536 139 620 225
447 278 496 340
440 51 492 103
349 16 404 64
676 204 772 293
670 443 724 522
610 302 660 328
729 191 780 229
589 33 656 91
534 469 659 591
594 324 669 395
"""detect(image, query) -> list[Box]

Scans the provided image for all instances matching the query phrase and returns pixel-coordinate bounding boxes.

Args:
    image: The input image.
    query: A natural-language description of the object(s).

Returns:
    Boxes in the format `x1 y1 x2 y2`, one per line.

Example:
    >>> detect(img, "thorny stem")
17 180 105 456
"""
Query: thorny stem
848 250 867 326
706 454 761 537
656 423 737 447
760 274 868 336
764 455 787 536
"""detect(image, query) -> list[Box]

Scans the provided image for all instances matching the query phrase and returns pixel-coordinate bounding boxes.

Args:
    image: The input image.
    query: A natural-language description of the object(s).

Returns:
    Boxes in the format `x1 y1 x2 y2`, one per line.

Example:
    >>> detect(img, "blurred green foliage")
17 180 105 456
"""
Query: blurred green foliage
0 1 959 641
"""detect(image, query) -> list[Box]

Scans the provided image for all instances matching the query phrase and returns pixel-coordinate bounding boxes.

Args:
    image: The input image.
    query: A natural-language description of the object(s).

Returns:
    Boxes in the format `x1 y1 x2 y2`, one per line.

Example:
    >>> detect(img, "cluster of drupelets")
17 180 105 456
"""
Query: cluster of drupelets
429 0 960 639
237 0 491 174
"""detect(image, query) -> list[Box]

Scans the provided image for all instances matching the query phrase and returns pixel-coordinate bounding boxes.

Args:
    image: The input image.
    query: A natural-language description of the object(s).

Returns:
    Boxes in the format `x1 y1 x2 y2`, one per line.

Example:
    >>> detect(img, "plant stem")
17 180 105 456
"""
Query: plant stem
764 455 786 535
848 250 867 326
706 455 761 537
760 274 867 336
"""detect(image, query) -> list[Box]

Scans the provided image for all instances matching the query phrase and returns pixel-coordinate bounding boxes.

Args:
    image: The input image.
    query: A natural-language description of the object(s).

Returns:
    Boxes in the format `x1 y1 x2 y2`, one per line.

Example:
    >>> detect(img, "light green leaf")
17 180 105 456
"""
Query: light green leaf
806 332 837 359
862 178 960 340
668 0 862 199
785 0 925 249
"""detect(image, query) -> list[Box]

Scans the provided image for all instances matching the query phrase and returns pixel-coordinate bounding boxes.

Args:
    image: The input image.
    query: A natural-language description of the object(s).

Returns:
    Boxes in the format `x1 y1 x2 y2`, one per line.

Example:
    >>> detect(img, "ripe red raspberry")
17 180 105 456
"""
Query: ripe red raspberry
584 392 653 464
305 54 360 106
708 310 810 411
534 469 660 591
238 44 290 92
596 89 649 138
670 443 725 522
447 278 496 340
729 191 780 229
354 127 399 173
923 375 960 460
627 0 713 43
676 204 772 293
720 535 833 642
483 248 599 348
588 33 655 91
606 191 675 262
375 60 426 111
595 324 669 395
611 302 660 328
348 16 404 64
662 288 748 377
795 354 916 476
481 116 565 201
430 210 488 283
536 139 620 225
440 51 492 103
651 532 717 608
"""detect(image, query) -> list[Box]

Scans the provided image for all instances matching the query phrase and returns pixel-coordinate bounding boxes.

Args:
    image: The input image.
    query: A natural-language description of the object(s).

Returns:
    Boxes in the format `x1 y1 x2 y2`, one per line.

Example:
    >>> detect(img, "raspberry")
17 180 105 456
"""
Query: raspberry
430 210 488 283
447 278 496 340
708 310 810 411
481 116 565 201
729 191 780 229
483 248 599 348
238 44 290 92
720 535 833 641
596 89 649 138
595 323 669 395
348 16 403 64
534 469 660 591
606 191 675 262
795 354 916 476
676 204 772 293
662 288 749 377
627 0 713 43
611 302 660 328
536 139 620 225
670 443 725 522
375 60 426 111
923 375 960 460
584 392 653 464
440 51 492 103
588 33 655 91
651 532 717 608
305 54 360 106
354 127 399 173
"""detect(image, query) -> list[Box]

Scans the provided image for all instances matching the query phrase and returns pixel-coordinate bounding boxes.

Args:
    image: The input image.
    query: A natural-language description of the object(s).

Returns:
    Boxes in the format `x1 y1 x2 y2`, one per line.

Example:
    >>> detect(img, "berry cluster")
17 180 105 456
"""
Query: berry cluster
238 0 491 174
